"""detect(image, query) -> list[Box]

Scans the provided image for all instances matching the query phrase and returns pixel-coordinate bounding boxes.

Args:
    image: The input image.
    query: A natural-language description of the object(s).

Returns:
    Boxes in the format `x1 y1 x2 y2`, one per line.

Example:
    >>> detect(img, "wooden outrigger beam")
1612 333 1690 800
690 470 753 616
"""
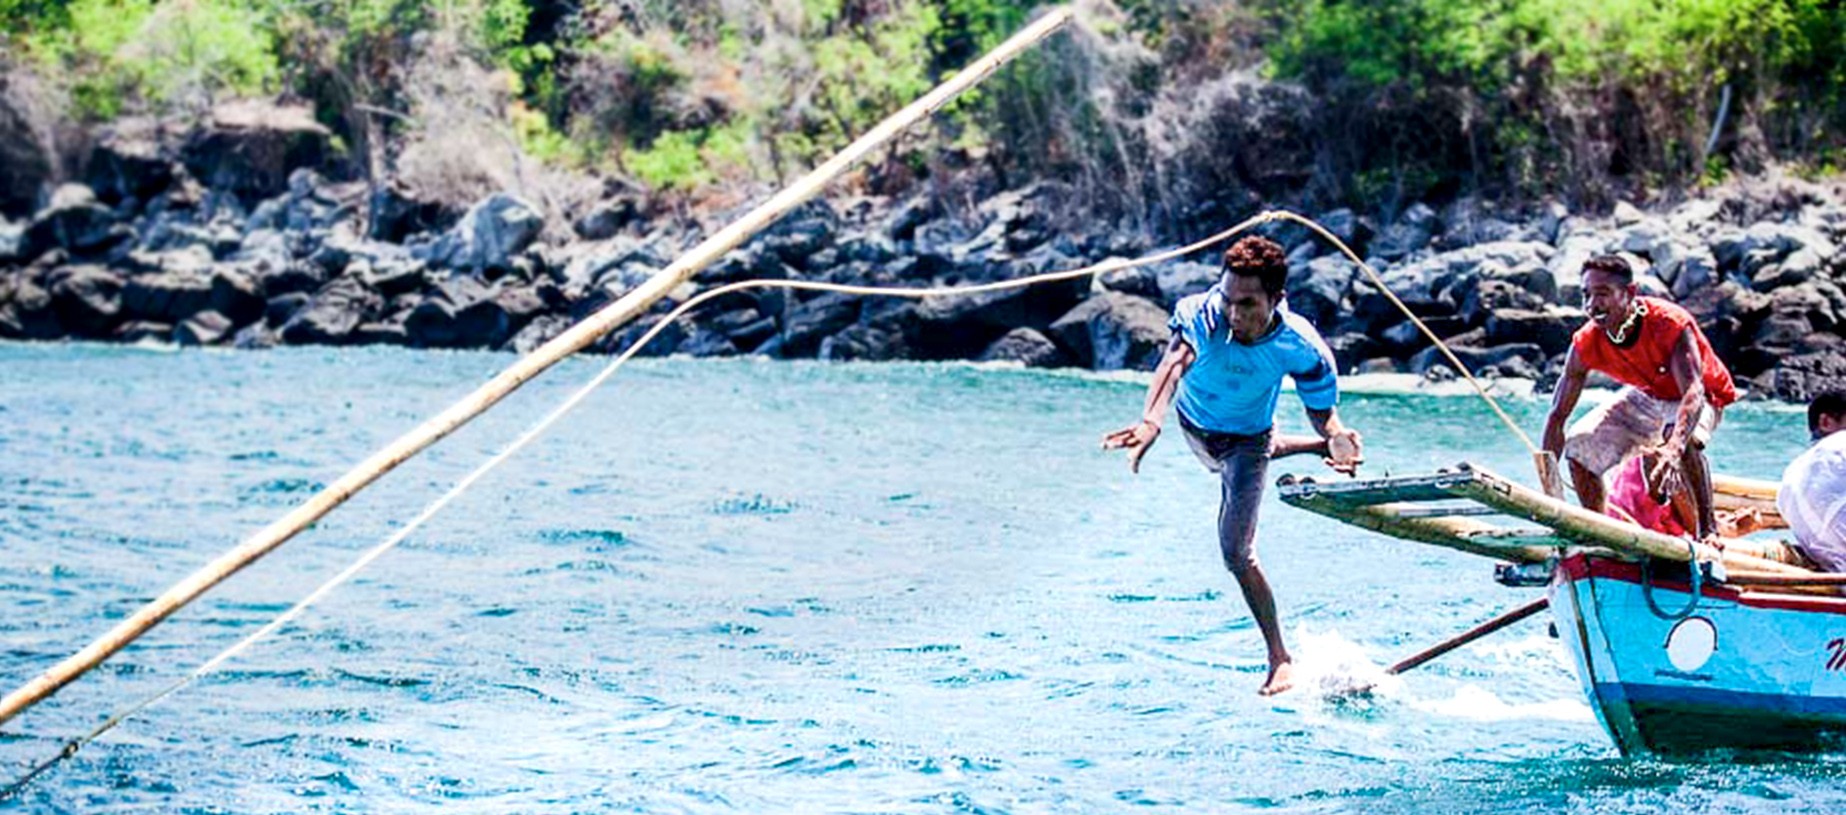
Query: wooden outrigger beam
1278 464 1813 578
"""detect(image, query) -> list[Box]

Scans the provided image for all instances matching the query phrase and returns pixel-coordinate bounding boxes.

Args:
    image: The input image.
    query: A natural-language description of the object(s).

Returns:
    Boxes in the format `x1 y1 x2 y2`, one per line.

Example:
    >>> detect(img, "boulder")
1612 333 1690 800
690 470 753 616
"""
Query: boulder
1409 341 1543 377
0 219 22 263
247 169 350 235
1048 292 1168 371
175 310 234 346
353 313 411 346
599 313 687 357
417 193 545 274
23 183 127 257
1768 351 1846 403
819 322 910 362
1095 262 1160 300
1484 307 1582 356
264 292 310 327
279 276 382 345
210 266 265 325
86 117 178 204
1750 247 1826 291
47 265 123 337
1379 316 1467 356
404 277 516 349
0 277 61 339
181 100 332 199
573 196 641 241
0 87 57 216
114 320 173 344
778 293 861 358
368 180 455 242
121 267 215 324
1152 259 1219 308
1286 255 1357 332
508 313 571 354
1371 203 1439 262
977 327 1066 368
1460 278 1547 327
674 325 739 357
913 275 1083 340
1671 246 1720 300
1548 232 1604 303
1326 332 1384 373
1613 200 1646 227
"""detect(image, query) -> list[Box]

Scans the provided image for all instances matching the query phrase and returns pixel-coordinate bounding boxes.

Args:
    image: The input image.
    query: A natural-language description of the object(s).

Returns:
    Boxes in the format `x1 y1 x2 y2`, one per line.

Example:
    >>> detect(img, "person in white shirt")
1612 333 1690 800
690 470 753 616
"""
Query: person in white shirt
1779 390 1846 572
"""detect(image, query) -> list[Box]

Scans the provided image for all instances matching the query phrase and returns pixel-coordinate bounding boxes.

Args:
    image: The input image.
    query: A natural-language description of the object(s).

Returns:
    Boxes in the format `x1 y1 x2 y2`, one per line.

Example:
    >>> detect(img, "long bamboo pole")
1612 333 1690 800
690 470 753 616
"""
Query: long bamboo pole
1386 597 1549 676
1453 466 1811 576
0 7 1076 729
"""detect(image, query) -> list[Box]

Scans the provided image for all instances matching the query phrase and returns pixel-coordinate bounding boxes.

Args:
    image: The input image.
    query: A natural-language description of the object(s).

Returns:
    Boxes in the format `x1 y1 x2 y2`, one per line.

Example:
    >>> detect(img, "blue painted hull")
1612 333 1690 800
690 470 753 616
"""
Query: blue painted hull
1550 554 1846 755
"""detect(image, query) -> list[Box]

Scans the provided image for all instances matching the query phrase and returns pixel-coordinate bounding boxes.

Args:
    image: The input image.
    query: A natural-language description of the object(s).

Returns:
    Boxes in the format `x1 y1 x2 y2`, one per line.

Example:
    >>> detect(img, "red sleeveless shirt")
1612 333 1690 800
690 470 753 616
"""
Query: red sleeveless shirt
1570 297 1737 407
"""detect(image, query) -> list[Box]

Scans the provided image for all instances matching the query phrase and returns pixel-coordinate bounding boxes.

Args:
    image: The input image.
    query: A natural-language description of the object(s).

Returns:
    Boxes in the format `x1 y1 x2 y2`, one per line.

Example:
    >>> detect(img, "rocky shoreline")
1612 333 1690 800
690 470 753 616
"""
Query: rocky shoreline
3 105 1843 402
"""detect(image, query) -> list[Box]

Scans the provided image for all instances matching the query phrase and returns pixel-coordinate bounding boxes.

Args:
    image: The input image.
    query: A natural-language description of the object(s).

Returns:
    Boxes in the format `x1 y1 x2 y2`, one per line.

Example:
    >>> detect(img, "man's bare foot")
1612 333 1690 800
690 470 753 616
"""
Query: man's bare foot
1257 659 1295 696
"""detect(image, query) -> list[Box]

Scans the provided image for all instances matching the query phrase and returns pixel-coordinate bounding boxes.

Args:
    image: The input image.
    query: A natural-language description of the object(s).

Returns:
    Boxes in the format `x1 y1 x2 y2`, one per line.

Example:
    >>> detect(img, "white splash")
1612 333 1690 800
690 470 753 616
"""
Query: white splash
1411 684 1595 722
1288 626 1403 699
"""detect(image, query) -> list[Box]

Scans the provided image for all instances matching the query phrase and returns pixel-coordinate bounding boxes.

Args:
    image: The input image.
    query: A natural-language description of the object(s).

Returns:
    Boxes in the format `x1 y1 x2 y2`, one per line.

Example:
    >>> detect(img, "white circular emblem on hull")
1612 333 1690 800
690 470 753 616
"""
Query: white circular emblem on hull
1665 617 1718 672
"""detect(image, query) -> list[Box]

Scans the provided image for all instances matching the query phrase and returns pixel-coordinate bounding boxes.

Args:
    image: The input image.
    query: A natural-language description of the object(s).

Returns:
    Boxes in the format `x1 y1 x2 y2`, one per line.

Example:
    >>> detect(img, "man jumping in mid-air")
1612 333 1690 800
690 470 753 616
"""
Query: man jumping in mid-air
1104 236 1362 696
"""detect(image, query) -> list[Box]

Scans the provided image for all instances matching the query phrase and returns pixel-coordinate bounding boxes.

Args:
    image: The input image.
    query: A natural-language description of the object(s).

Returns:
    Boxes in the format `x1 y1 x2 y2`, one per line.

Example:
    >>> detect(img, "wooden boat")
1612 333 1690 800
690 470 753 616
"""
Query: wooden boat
1278 464 1846 755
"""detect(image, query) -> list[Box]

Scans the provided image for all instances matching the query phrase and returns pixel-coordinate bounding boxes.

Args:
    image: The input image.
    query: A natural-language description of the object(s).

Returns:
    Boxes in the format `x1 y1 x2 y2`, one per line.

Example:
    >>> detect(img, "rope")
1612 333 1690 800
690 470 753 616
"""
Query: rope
1 207 1534 796
1642 537 1705 621
1265 211 1539 455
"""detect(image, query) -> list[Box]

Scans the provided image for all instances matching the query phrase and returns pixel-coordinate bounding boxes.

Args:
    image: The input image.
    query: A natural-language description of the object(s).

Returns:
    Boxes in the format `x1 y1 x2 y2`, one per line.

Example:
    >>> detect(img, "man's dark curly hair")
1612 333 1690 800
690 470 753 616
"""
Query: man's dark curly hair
1582 254 1635 285
1221 236 1288 297
1811 389 1846 437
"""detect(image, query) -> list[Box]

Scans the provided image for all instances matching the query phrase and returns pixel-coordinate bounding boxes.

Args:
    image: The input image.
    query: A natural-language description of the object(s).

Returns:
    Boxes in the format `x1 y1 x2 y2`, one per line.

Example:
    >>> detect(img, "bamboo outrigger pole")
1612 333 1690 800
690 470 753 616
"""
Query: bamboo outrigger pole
0 7 1077 729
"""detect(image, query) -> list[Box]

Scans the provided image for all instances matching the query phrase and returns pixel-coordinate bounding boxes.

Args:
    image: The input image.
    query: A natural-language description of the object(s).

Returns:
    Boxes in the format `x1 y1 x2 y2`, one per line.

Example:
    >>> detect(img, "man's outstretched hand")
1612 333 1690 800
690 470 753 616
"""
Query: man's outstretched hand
1102 420 1161 474
1324 428 1363 476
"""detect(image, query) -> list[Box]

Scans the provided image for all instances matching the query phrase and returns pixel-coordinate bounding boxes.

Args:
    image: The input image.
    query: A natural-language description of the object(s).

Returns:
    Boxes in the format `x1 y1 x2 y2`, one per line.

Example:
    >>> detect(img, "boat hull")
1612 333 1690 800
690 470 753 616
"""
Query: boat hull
1550 553 1846 754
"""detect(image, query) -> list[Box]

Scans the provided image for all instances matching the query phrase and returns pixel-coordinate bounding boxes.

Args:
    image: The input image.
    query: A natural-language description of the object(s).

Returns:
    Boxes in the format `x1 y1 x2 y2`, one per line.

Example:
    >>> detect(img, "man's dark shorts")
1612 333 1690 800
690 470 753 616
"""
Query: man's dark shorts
1179 416 1272 574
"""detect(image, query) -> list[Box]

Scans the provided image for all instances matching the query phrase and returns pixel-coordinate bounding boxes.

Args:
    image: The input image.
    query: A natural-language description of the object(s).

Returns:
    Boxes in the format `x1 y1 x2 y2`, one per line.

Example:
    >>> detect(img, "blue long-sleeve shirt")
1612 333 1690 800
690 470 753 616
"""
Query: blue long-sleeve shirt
1169 289 1340 436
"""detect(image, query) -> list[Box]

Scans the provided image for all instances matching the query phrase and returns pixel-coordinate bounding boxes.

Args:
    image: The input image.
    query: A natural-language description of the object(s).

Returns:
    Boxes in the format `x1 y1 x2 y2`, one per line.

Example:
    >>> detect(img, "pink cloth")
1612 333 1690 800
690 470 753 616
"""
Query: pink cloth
1606 456 1689 537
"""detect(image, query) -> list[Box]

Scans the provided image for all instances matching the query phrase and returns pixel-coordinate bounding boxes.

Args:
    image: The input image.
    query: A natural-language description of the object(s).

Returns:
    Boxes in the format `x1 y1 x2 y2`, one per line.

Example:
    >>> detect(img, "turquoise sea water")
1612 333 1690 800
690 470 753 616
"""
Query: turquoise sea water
2 343 1843 813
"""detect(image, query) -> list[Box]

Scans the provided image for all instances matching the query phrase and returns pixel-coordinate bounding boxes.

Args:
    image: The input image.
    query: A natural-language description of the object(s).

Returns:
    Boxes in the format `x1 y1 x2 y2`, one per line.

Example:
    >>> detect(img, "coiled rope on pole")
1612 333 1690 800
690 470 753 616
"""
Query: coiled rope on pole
1 207 1544 797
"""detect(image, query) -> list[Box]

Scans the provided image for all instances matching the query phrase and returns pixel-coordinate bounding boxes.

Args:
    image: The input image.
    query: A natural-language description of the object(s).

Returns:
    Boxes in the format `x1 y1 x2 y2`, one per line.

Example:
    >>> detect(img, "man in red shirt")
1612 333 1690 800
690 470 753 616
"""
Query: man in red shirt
1541 255 1738 539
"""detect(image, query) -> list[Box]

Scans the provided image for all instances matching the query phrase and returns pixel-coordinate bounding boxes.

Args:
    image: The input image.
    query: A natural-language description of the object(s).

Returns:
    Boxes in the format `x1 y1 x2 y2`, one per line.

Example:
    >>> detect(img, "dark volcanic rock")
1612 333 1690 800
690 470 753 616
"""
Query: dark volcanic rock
23 184 127 257
910 275 1085 359
1460 279 1547 327
47 265 123 337
1484 308 1581 356
182 101 332 200
368 181 455 242
1769 351 1846 403
0 89 56 216
573 196 641 240
820 322 910 362
779 293 861 358
280 277 381 345
114 320 173 343
1409 341 1544 377
405 277 514 348
509 313 571 353
977 327 1066 368
122 268 215 324
175 310 234 346
1287 255 1357 332
0 277 61 339
87 118 177 204
416 193 544 274
1048 292 1168 371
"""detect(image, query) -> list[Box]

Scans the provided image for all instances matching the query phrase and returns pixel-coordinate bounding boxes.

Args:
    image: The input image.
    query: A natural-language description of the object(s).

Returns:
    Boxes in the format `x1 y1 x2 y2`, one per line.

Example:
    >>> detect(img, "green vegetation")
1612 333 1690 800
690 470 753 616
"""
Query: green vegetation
2 0 1841 211
1266 0 1846 200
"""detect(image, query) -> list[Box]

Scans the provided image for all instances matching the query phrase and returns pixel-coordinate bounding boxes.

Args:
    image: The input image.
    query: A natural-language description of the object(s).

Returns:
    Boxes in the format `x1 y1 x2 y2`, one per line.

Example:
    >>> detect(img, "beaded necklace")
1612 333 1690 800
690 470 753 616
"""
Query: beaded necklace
1604 300 1649 345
